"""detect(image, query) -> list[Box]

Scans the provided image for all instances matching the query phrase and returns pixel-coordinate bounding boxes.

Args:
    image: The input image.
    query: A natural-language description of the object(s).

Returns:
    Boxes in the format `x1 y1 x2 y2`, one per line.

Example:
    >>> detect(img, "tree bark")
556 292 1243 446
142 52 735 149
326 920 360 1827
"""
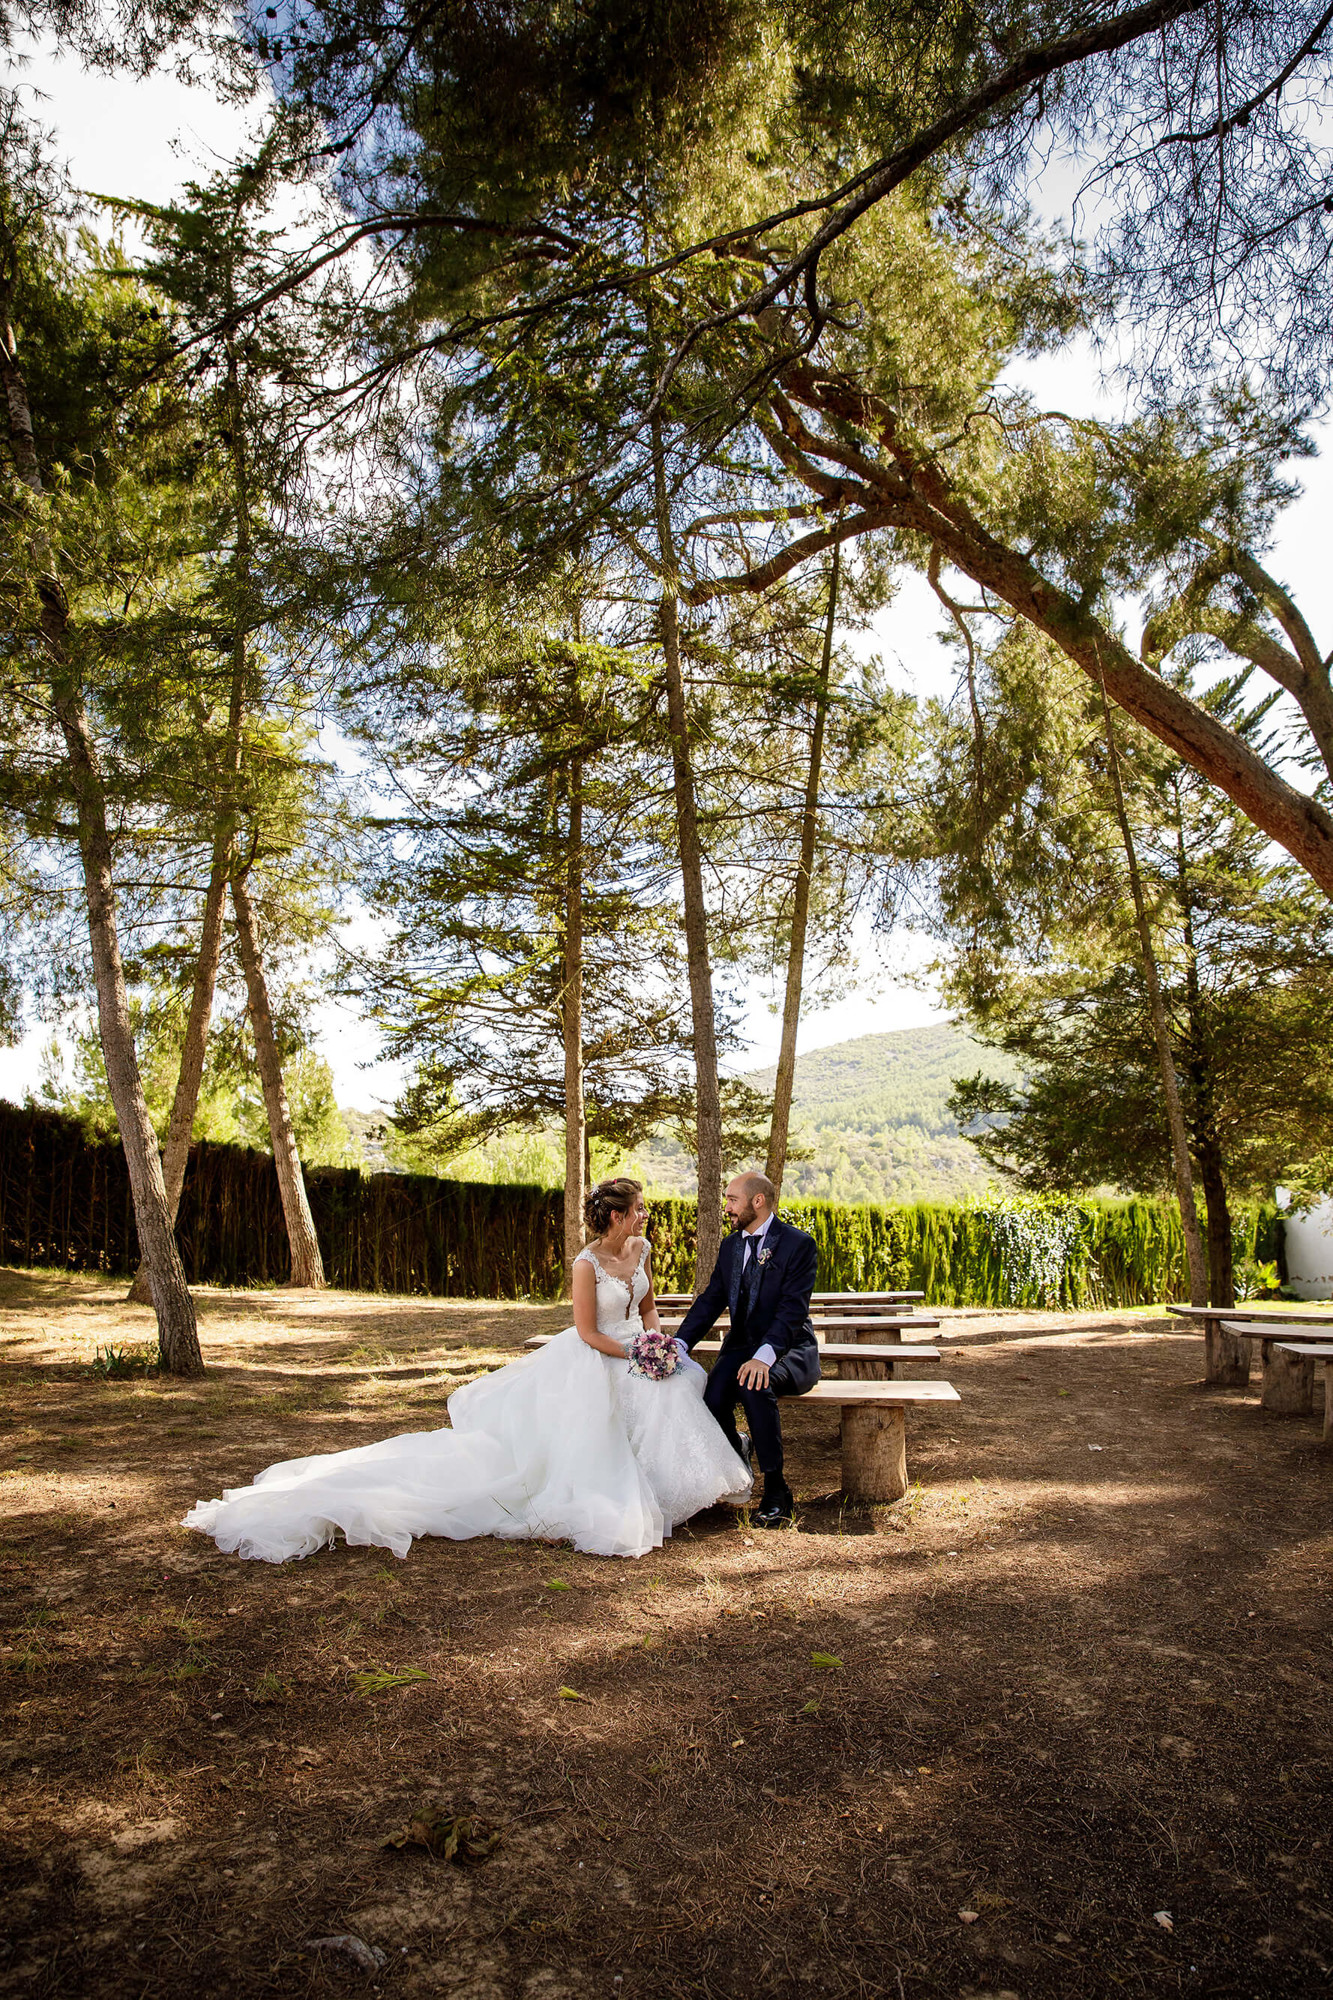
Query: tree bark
650 415 724 1286
1171 805 1234 1307
126 839 230 1304
126 584 251 1302
1195 1135 1234 1308
1099 680 1208 1306
216 331 324 1286
230 868 327 1287
714 368 1333 901
767 532 838 1197
2 254 202 1373
841 1403 908 1504
560 758 587 1294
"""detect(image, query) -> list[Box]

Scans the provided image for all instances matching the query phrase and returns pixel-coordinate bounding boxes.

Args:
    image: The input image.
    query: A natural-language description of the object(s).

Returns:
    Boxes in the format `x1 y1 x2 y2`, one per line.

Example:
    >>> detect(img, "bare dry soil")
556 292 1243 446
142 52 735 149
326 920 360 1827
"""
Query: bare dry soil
1 1268 1330 2000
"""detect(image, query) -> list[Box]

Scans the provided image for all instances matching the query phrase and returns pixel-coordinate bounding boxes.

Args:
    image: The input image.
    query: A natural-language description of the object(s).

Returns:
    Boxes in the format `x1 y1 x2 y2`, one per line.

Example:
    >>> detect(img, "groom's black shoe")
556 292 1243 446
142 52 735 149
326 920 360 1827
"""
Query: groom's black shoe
755 1477 795 1528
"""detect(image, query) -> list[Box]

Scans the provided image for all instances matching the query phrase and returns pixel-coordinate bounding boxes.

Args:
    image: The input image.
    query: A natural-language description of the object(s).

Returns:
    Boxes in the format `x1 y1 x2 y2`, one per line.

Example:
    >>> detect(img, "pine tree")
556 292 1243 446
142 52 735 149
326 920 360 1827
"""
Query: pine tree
0 109 203 1369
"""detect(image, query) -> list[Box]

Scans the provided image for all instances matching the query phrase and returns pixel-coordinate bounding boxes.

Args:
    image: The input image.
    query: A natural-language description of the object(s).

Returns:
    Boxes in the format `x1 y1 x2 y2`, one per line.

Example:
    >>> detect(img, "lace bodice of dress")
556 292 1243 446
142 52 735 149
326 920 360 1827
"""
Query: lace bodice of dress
576 1243 650 1335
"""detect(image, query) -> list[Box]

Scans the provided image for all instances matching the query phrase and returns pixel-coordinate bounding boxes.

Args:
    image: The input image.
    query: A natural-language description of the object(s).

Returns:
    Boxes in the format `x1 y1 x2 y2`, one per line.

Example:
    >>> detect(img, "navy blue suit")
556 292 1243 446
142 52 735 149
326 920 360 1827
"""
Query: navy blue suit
676 1215 820 1479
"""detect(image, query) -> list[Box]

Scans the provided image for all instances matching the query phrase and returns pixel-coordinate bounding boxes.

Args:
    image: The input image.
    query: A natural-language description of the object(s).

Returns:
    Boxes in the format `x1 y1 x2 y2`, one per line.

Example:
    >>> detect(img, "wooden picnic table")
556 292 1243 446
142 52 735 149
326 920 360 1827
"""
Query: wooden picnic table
1167 1302 1333 1386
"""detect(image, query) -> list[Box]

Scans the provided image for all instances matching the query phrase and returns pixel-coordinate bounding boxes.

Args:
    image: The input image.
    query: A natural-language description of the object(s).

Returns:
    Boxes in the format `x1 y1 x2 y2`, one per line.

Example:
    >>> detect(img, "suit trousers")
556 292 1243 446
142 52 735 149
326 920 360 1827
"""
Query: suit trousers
704 1340 784 1478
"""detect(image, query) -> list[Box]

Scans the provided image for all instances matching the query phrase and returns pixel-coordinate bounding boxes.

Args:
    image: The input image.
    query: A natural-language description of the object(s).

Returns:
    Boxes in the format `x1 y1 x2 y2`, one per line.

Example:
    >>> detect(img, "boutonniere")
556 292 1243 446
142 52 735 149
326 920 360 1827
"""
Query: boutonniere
757 1247 773 1266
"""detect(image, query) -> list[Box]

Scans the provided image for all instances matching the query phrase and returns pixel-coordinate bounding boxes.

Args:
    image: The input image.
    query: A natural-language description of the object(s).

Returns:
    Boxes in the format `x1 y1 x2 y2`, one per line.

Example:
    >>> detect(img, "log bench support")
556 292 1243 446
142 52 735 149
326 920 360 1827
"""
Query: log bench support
841 1401 908 1502
1261 1344 1316 1415
1266 1340 1333 1423
1219 1321 1333 1415
801 1381 961 1503
1203 1313 1252 1388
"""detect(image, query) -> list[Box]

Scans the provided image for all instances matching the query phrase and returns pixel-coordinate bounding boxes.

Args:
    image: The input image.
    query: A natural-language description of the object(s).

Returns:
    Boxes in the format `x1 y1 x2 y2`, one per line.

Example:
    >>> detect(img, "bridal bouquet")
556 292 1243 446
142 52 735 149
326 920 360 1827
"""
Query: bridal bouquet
626 1327 681 1381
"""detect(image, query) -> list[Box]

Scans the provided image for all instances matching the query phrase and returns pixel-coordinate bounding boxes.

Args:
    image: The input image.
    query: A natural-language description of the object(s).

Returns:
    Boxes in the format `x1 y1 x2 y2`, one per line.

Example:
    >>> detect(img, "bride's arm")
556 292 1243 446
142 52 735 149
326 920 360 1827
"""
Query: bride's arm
572 1256 630 1356
639 1250 661 1332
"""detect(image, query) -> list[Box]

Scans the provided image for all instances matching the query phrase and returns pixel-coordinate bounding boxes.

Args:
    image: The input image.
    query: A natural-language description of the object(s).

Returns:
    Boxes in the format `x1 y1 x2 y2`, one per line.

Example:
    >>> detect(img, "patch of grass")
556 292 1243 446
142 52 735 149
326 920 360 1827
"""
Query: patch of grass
7 1605 53 1675
252 1670 290 1703
169 1653 213 1683
337 1343 398 1369
115 1741 163 1785
351 1664 431 1697
90 1342 160 1378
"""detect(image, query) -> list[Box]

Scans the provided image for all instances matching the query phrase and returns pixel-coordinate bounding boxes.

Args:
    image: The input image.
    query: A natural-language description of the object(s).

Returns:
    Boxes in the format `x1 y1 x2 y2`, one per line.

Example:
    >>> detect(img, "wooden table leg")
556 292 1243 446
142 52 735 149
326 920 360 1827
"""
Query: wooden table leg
1323 1361 1333 1444
1261 1345 1316 1415
1204 1314 1251 1387
842 1326 893 1383
841 1403 907 1502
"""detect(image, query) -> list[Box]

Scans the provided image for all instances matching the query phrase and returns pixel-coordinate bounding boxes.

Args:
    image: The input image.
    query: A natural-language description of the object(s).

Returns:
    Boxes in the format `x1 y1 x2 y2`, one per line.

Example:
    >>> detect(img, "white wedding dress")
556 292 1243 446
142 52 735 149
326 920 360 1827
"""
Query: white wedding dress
182 1244 751 1563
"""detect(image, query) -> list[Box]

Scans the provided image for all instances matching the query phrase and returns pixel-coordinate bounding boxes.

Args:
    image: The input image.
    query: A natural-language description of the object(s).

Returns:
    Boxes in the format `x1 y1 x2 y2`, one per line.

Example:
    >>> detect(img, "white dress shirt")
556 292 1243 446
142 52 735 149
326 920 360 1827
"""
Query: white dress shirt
741 1214 778 1368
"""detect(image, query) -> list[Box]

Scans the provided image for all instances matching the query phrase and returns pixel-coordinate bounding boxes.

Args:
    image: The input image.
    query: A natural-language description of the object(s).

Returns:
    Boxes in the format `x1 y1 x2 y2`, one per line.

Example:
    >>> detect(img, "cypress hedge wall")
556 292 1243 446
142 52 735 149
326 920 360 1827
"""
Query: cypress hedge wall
642 1190 1279 1305
0 1101 1280 1307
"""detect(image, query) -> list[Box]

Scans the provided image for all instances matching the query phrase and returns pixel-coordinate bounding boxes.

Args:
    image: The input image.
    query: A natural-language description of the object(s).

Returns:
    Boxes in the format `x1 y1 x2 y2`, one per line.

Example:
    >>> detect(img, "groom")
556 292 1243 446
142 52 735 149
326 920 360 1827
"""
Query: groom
676 1173 820 1528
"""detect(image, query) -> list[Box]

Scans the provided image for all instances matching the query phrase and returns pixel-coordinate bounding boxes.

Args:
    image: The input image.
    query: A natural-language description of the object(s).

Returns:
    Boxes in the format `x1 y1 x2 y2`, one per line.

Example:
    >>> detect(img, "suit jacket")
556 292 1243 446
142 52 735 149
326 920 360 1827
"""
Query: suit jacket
676 1215 821 1395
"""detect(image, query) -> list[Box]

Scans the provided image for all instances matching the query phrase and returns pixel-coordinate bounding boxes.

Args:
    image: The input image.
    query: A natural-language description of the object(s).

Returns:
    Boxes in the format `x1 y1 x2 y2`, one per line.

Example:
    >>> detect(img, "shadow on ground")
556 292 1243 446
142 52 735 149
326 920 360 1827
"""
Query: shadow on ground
1 1268 1330 1999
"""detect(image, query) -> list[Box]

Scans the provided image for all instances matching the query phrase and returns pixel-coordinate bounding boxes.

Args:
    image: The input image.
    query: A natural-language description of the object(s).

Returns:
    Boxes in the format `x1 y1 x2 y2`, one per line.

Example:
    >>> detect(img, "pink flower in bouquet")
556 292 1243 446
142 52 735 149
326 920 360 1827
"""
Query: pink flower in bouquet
626 1328 680 1381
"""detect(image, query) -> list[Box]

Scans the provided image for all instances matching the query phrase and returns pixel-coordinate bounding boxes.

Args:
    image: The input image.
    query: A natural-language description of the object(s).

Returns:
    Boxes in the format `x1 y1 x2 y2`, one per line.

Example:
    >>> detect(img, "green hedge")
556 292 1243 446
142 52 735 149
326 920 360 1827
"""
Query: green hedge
648 1190 1280 1307
0 1101 1279 1306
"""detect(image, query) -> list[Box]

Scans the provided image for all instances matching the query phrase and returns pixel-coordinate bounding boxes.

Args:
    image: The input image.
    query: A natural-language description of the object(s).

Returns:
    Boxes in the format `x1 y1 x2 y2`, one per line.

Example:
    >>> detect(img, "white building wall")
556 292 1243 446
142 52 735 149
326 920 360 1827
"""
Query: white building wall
1275 1191 1333 1300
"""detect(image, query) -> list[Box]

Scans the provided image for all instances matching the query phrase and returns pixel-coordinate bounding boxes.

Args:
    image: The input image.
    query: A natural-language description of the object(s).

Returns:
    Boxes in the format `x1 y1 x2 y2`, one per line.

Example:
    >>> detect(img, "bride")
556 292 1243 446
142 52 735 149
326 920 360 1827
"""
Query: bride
183 1177 751 1562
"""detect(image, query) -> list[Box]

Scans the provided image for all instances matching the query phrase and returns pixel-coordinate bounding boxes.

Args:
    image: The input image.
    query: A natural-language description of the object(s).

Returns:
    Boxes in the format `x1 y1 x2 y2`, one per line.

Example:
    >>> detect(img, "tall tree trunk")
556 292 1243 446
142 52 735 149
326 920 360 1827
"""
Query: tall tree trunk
217 332 323 1286
126 606 250 1302
1195 1135 1235 1307
125 841 230 1303
1099 677 1208 1305
1171 803 1234 1305
1 263 202 1373
767 532 839 1197
231 868 326 1287
560 758 587 1293
650 417 724 1287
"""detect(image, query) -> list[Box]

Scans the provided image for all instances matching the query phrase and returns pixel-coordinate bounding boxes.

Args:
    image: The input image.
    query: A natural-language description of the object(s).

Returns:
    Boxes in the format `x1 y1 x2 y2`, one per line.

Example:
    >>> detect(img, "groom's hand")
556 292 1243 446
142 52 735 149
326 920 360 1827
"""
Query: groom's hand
737 1357 770 1391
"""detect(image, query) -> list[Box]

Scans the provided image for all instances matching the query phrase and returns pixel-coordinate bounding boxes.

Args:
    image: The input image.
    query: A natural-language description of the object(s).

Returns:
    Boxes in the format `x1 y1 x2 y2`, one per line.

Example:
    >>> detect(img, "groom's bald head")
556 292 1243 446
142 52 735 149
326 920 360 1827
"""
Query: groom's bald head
725 1173 777 1228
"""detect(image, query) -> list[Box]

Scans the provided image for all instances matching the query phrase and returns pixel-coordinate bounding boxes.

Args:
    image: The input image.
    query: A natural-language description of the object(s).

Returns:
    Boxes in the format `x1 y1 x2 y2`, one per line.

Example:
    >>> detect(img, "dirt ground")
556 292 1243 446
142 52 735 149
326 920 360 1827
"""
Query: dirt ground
1 1267 1330 2000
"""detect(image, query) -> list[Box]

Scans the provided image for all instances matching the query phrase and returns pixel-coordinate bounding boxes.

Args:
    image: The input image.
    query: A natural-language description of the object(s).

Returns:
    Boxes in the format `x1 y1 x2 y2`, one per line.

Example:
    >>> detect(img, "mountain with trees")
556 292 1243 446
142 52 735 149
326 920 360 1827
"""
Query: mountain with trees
598 1025 1022 1204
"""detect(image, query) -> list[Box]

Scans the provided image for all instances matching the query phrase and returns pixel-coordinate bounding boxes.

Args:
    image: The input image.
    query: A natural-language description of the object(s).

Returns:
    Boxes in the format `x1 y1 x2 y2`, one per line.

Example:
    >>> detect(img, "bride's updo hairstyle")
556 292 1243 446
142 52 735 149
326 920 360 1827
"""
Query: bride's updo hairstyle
585 1177 643 1239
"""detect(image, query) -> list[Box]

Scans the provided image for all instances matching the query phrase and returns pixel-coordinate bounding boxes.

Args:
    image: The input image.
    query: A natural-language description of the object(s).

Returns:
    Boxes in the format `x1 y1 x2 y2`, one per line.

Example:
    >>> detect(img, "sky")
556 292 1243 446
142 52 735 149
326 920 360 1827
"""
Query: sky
4 36 1332 1113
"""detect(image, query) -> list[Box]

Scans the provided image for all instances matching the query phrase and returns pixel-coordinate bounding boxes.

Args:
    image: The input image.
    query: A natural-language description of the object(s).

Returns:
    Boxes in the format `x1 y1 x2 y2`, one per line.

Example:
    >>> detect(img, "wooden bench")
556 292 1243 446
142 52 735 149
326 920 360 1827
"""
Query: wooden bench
1221 1320 1333 1415
805 1380 960 1501
1272 1343 1333 1439
1167 1303 1333 1386
654 1291 922 1312
689 1339 940 1378
521 1335 939 1371
516 1334 958 1501
657 1313 940 1343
